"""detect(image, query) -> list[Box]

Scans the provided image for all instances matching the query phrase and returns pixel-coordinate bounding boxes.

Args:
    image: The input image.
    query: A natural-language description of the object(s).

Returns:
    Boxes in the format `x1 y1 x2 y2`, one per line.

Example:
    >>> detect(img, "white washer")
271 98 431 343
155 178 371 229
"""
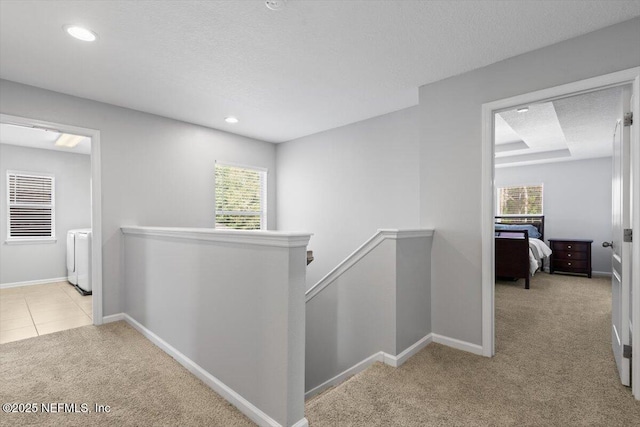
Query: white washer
76 230 92 294
67 228 90 286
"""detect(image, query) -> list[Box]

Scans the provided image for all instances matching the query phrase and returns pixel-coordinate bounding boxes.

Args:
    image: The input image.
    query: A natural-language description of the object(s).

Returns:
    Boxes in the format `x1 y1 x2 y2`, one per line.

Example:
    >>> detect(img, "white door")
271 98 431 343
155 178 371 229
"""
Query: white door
609 84 634 386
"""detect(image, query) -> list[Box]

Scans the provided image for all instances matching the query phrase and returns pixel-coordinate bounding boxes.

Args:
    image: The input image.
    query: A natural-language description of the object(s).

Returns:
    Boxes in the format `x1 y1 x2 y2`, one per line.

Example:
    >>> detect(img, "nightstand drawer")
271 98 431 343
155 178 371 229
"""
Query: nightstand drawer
552 242 589 252
553 250 587 260
553 260 587 271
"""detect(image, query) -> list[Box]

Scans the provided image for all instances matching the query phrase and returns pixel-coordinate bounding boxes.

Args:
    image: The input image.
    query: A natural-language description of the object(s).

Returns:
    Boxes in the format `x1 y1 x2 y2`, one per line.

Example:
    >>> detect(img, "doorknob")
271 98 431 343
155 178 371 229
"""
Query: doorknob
602 241 613 248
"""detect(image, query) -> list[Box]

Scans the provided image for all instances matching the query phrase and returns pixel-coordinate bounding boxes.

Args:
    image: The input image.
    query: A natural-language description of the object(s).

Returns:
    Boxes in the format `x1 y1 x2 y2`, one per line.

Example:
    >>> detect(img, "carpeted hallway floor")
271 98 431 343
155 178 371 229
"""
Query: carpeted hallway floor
0 321 254 426
1 274 639 426
305 274 640 426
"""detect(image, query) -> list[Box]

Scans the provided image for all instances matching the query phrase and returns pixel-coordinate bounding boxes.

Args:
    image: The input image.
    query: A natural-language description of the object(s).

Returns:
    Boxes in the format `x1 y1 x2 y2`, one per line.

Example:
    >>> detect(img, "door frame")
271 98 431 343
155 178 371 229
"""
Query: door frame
0 113 104 325
480 67 640 399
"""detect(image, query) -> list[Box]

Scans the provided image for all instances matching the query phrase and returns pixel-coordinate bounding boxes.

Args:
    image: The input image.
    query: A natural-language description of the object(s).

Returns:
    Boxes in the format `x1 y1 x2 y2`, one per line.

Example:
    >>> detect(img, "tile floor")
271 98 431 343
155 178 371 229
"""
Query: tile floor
0 281 92 344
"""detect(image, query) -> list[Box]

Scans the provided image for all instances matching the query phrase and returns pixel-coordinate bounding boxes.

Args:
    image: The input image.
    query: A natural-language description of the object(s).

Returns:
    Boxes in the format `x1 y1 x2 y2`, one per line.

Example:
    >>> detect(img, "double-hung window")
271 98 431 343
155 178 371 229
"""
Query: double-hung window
215 163 267 230
497 184 543 216
6 171 55 241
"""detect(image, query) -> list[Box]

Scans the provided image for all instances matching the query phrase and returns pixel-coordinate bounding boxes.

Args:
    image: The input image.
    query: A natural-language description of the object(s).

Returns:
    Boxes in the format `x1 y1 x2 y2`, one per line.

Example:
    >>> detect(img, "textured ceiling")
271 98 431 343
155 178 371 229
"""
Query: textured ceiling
495 86 623 167
0 1 639 143
0 124 91 155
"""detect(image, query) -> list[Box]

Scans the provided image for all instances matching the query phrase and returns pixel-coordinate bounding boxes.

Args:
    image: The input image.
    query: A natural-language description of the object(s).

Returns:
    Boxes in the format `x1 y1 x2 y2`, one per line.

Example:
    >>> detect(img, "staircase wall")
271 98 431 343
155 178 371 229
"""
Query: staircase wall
122 226 311 427
305 229 433 397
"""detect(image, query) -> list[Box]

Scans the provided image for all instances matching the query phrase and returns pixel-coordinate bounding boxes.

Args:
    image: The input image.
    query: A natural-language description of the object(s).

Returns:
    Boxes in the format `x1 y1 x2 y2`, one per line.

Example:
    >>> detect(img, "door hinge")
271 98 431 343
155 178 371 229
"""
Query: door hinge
624 345 632 359
623 228 632 243
623 112 633 127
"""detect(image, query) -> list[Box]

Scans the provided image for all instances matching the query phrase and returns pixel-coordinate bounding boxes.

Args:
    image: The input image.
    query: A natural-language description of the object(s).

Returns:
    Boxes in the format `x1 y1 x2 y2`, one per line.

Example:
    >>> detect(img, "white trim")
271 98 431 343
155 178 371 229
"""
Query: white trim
432 333 484 356
215 160 269 173
5 238 57 245
481 68 640 361
291 419 309 427
120 314 284 427
481 97 496 358
102 313 125 324
305 352 386 400
0 113 104 327
631 76 640 400
305 229 434 302
0 276 67 289
305 334 433 400
306 232 385 301
379 229 435 239
382 334 433 368
544 268 613 277
592 271 613 278
90 129 103 325
121 226 311 248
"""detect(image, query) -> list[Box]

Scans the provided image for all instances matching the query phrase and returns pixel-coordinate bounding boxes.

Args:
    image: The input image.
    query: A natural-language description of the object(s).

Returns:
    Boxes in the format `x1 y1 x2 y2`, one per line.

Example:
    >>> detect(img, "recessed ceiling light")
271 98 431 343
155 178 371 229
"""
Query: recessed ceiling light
517 107 529 113
64 25 97 42
225 117 239 124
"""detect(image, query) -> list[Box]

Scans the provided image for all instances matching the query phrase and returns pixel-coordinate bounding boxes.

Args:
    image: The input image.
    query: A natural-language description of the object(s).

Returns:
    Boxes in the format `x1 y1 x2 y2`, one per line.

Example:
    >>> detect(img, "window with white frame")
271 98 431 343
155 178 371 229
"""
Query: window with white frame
7 171 55 240
497 184 543 216
215 163 267 230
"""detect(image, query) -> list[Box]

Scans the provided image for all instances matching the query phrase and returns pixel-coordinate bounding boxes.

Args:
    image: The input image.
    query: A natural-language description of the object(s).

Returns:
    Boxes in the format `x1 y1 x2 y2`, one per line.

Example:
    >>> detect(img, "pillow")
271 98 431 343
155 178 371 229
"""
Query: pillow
494 223 541 239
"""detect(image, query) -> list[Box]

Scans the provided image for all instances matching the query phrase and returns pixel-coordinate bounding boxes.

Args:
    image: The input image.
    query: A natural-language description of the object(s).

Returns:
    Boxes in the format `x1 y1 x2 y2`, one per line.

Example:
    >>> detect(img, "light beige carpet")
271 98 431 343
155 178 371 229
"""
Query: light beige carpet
0 321 253 426
2 274 639 426
305 274 640 426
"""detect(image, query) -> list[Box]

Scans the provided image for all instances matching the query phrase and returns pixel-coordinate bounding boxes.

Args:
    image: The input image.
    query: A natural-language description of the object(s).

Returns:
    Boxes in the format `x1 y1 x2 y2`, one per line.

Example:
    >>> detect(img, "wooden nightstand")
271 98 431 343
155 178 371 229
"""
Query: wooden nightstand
548 239 593 278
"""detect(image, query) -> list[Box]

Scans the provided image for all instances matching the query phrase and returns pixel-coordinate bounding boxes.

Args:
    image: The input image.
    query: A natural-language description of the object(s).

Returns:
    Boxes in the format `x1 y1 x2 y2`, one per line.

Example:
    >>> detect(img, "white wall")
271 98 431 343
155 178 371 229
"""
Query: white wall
276 106 420 288
420 18 640 346
122 227 309 427
495 158 613 274
0 144 91 284
0 80 277 316
123 227 309 427
305 231 432 397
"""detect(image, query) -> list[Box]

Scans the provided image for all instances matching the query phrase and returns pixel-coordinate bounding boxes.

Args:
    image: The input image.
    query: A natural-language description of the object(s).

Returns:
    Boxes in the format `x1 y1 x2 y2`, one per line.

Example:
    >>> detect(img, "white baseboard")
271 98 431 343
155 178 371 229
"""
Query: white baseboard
592 271 612 278
305 333 433 400
382 334 433 367
305 351 385 400
291 418 309 427
432 333 484 356
102 313 125 324
118 314 287 427
544 268 612 278
0 276 67 289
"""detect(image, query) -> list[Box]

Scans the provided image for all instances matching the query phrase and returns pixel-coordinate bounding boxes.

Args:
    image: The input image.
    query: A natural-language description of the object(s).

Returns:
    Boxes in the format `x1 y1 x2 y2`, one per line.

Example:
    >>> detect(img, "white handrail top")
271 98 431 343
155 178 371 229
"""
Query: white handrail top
305 228 434 302
121 226 312 248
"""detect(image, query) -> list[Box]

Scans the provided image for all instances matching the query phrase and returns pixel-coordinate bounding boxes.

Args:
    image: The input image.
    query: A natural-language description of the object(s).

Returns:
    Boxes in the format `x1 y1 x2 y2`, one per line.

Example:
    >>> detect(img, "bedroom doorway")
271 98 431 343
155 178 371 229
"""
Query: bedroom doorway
481 68 640 399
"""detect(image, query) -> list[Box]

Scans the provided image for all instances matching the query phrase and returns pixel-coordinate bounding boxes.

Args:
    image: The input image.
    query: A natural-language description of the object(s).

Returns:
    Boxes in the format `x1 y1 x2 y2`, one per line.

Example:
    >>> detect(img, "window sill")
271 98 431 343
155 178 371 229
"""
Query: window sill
5 238 57 245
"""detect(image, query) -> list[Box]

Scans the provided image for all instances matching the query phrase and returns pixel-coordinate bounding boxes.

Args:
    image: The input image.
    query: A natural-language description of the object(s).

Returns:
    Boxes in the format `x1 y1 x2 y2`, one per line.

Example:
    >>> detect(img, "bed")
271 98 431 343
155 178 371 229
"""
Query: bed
495 215 551 289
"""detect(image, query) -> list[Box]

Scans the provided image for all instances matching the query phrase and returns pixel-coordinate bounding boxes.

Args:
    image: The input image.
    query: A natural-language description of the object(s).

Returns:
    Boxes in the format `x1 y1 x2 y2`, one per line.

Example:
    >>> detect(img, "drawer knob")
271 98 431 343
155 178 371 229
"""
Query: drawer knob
568 245 572 249
568 254 571 257
568 262 572 266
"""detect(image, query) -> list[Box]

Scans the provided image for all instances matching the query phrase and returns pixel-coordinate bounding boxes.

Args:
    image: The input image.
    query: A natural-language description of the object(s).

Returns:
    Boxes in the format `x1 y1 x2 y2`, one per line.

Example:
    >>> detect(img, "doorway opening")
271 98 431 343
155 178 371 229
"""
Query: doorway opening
0 114 102 344
481 68 640 399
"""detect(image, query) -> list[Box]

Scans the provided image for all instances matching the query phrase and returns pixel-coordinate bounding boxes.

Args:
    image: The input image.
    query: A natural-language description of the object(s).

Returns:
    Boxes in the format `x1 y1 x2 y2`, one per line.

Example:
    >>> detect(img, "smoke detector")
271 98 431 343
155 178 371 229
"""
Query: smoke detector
265 0 286 11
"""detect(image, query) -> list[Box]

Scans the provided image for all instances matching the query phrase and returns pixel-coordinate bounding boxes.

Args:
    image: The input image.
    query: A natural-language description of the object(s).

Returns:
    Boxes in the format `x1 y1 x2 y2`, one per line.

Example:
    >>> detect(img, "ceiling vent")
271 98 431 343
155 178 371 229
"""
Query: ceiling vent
265 0 286 11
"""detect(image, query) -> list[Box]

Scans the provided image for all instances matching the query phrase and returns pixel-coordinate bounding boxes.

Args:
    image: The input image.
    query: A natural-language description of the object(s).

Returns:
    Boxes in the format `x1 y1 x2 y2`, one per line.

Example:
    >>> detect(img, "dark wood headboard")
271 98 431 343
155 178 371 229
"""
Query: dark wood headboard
495 215 545 241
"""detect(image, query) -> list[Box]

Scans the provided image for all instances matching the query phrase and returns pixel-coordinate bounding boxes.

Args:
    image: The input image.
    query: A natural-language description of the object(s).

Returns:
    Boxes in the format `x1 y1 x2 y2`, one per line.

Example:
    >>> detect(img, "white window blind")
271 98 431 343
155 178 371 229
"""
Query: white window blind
215 163 266 230
7 172 55 240
497 185 543 216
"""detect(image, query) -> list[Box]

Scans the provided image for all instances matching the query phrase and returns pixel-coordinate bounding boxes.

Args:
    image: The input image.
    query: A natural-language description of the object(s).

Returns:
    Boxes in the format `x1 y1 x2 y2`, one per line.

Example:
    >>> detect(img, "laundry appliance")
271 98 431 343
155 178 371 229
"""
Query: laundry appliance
66 228 91 294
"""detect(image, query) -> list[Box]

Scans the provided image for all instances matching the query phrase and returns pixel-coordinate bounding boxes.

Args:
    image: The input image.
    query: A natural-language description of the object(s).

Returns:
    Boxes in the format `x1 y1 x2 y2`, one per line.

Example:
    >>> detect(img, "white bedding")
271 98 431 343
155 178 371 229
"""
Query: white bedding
528 238 552 276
